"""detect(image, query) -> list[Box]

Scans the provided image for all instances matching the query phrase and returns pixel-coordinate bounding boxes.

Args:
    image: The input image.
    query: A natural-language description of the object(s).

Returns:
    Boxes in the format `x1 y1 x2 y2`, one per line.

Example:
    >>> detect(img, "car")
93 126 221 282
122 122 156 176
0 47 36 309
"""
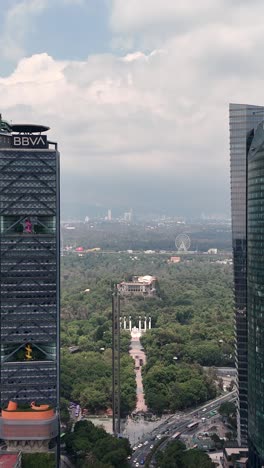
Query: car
143 441 148 445
127 456 131 460
136 464 139 467
138 443 143 448
150 445 154 449
202 408 207 412
133 446 138 451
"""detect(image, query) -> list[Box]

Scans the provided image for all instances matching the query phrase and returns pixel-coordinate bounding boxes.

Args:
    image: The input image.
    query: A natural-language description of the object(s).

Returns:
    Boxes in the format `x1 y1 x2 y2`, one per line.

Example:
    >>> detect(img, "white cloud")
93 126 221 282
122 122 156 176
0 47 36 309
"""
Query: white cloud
110 0 221 33
1 0 264 213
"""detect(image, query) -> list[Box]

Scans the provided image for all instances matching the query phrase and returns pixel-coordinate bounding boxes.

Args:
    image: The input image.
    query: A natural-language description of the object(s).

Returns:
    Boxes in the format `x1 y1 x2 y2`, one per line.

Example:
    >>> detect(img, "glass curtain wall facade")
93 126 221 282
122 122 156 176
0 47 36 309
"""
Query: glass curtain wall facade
230 103 264 446
247 122 264 468
0 125 60 461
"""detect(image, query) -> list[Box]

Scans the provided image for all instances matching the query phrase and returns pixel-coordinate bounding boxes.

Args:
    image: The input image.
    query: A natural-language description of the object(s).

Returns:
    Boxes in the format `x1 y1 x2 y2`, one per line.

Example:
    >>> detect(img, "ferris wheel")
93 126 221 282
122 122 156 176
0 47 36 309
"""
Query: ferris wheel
175 234 191 252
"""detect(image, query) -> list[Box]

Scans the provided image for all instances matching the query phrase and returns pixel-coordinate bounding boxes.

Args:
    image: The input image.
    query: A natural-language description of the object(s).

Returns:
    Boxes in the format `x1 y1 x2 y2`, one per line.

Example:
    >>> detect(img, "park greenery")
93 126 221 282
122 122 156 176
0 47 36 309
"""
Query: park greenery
142 362 216 413
60 250 234 414
64 420 131 467
218 401 237 431
156 439 215 468
22 453 55 468
61 349 136 415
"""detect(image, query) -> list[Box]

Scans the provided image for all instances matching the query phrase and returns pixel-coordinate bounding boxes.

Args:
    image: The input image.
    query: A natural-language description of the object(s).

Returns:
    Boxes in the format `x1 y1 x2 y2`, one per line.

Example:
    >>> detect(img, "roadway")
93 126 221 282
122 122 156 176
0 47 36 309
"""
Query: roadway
130 390 236 466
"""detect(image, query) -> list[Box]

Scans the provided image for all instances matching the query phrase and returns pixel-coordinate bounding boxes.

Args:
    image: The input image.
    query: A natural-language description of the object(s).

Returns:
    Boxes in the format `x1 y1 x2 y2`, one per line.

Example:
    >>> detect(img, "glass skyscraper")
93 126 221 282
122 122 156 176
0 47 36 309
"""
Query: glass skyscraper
230 103 264 446
247 121 264 467
0 120 60 463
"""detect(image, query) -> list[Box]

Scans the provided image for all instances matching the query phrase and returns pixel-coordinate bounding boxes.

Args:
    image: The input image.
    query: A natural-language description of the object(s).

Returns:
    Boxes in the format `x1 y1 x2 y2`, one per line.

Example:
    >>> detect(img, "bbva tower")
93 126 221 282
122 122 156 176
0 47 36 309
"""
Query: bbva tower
0 117 60 460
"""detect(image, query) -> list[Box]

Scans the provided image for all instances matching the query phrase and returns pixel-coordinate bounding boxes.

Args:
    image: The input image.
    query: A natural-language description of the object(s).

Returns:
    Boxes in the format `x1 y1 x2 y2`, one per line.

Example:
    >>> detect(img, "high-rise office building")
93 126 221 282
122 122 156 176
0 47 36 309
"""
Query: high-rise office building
247 121 264 467
0 118 60 462
230 103 264 446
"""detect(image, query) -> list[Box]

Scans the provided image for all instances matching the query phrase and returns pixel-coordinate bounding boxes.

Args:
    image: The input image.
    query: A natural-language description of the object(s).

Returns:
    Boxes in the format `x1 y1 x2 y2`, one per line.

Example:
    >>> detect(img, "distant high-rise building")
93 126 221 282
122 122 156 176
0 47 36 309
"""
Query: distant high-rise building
107 209 112 221
229 103 264 447
124 209 132 223
0 119 60 463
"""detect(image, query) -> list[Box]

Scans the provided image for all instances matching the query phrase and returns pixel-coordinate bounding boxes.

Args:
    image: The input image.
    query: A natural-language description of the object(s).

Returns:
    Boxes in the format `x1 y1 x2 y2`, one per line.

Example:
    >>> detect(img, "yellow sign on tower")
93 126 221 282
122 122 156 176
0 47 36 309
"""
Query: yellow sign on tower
25 344 32 360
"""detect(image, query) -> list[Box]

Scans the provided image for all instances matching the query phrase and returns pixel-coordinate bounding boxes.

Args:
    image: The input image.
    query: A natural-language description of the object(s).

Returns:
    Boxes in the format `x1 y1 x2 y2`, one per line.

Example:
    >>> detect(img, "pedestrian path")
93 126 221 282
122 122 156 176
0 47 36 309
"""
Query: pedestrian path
129 327 147 412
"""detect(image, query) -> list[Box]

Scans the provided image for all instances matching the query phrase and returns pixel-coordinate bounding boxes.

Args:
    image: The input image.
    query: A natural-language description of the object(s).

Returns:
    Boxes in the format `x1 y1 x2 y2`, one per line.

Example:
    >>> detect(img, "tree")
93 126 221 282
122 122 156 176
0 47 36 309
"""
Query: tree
22 453 55 468
64 420 131 467
219 401 236 418
157 441 214 468
183 449 215 468
60 397 70 426
210 433 224 449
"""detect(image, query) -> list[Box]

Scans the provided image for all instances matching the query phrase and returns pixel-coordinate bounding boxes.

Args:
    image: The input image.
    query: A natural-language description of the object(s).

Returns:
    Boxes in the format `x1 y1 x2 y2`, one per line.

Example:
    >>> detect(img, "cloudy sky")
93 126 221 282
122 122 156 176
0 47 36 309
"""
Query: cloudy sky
0 0 262 218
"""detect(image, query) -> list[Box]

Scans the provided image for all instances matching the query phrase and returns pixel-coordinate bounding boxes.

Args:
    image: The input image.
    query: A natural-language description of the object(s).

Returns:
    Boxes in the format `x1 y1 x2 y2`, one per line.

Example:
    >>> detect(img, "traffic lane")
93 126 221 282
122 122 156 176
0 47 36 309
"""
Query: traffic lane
130 391 235 464
131 420 192 464
149 396 236 465
151 421 195 465
131 394 234 456
146 395 235 465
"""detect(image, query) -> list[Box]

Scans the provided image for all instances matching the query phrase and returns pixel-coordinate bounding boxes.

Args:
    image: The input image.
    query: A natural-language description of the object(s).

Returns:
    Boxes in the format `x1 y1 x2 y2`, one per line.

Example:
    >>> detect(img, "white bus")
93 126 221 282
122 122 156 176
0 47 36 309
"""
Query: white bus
171 431 181 439
186 421 199 431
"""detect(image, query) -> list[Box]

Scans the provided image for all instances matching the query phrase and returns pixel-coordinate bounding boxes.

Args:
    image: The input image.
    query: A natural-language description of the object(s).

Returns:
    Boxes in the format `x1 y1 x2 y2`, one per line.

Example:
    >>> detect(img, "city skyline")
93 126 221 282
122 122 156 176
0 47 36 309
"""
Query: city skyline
1 1 264 216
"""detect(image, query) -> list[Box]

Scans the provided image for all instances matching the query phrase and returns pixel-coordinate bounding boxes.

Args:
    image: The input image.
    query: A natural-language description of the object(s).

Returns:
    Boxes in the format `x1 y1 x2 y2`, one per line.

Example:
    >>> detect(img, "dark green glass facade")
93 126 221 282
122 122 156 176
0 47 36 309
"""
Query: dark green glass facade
230 103 264 446
247 122 264 467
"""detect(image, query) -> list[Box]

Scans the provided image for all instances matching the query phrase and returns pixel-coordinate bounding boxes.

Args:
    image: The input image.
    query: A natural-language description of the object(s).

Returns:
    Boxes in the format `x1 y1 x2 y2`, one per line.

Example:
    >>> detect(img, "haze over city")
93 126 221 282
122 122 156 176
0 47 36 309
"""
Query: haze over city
1 0 262 217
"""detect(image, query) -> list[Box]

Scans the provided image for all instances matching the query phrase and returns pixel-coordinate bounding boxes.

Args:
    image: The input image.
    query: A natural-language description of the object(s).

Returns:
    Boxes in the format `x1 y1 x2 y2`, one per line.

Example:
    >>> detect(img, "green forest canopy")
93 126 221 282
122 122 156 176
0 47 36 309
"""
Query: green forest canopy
61 253 234 413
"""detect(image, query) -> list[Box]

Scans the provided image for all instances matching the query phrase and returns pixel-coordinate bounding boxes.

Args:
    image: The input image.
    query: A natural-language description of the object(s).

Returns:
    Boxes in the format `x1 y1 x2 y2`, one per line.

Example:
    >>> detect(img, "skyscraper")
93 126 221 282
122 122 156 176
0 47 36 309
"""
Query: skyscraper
230 103 264 446
247 121 264 467
0 119 60 462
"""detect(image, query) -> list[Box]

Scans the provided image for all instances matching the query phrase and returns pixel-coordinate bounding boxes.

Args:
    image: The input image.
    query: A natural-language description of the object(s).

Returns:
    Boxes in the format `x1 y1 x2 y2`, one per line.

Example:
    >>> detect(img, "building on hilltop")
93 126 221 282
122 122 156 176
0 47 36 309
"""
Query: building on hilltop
0 118 60 464
117 275 157 297
207 248 218 254
229 103 264 448
169 256 181 263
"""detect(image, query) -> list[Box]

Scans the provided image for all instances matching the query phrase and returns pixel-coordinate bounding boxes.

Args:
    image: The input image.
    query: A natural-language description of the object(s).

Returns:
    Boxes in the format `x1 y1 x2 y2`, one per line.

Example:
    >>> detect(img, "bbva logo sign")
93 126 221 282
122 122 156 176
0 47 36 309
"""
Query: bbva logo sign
11 135 48 149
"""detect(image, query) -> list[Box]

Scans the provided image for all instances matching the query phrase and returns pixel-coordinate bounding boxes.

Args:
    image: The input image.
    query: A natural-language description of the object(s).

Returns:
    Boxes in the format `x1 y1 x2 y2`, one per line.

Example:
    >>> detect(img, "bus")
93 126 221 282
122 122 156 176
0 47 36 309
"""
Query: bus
186 422 199 431
171 431 181 439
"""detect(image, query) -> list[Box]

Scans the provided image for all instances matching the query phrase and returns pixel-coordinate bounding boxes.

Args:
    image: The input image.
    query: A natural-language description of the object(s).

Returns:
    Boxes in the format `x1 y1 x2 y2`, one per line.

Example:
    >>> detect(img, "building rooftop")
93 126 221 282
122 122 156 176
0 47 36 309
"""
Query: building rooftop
11 124 49 134
0 452 20 468
225 447 248 455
